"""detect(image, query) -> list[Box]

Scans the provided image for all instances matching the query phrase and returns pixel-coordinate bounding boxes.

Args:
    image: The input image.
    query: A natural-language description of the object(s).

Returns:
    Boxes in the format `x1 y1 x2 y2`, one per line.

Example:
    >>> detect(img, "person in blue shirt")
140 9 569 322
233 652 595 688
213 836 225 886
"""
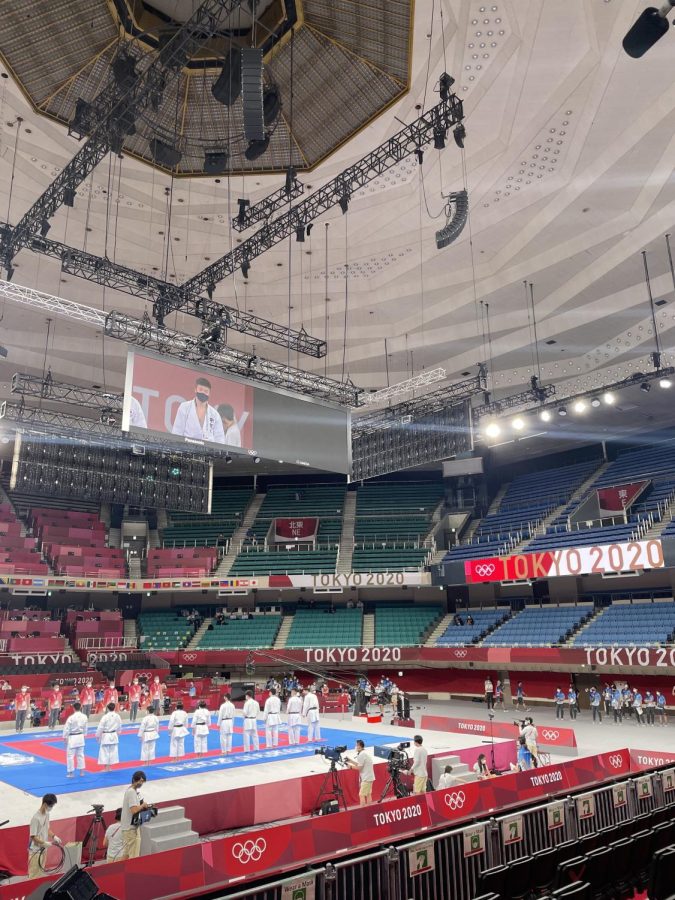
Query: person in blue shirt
612 688 623 724
188 682 196 699
514 682 527 712
644 691 655 727
567 687 578 720
633 690 644 726
554 687 565 720
516 736 533 771
656 691 667 727
589 687 602 723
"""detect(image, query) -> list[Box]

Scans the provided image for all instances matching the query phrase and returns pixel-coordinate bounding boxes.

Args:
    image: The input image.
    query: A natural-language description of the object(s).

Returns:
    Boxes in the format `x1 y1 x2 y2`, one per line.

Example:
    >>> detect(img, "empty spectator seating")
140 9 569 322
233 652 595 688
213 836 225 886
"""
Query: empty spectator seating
572 600 675 646
353 481 442 545
483 605 592 647
436 609 509 646
243 517 342 547
286 607 363 647
351 546 429 572
374 605 442 646
138 612 194 650
28 506 126 576
229 547 337 575
146 548 217 577
257 484 346 518
197 614 281 649
0 502 48 574
163 486 254 547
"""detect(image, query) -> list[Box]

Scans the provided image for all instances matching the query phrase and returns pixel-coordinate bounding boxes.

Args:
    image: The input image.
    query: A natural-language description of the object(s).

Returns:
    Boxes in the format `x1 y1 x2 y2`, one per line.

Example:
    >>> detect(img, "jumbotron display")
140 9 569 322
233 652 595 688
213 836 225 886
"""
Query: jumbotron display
122 351 351 474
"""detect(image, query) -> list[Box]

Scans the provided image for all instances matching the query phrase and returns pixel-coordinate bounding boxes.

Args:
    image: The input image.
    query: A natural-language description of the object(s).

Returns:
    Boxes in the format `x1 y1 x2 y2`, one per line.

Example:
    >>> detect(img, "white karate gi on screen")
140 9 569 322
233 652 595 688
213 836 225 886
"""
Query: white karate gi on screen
63 709 88 776
263 693 282 747
96 709 122 768
286 693 302 745
138 713 160 762
191 706 211 755
171 399 225 443
302 690 321 742
242 696 260 752
216 699 236 753
168 707 189 758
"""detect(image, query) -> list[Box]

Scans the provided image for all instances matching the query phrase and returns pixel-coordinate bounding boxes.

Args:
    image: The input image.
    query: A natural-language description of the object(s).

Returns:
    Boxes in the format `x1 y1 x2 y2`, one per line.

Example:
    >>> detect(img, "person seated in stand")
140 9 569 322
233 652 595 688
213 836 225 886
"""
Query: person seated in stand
473 753 491 779
437 765 458 789
466 614 474 626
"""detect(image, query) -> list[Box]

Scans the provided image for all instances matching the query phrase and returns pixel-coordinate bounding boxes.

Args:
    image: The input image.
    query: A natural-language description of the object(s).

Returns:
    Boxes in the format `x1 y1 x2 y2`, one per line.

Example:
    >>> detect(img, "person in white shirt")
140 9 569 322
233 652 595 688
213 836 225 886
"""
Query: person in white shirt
484 677 494 711
263 688 282 747
286 688 303 745
217 403 242 447
103 809 124 863
302 687 321 742
520 717 539 767
216 692 235 753
96 702 123 771
191 700 211 756
168 700 189 758
28 793 61 878
138 711 160 763
437 765 458 790
171 377 225 443
62 701 88 778
346 740 375 805
411 734 429 794
242 691 261 752
119 770 148 861
128 395 147 429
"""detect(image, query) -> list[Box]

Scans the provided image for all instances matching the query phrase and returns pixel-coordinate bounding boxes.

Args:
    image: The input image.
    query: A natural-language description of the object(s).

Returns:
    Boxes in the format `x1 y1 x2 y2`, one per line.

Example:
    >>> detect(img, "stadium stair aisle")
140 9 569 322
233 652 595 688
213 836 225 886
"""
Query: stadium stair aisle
185 617 212 649
272 614 293 649
162 486 255 548
437 609 509 646
216 492 267 576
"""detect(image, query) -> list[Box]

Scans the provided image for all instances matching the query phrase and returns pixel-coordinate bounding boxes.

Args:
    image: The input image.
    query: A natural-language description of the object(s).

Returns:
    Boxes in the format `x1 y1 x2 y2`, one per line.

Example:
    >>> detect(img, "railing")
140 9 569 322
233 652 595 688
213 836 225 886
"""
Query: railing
75 636 137 650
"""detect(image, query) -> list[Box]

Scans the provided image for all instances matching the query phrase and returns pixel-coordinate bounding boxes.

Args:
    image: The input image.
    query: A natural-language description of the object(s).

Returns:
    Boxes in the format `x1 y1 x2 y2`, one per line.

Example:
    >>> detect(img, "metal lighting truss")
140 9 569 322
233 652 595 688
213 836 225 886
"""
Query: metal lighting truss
104 310 360 406
352 373 485 436
182 86 465 295
472 384 556 419
359 368 447 407
11 373 123 410
1 0 243 264
0 226 327 359
232 178 305 231
0 401 119 437
0 279 356 405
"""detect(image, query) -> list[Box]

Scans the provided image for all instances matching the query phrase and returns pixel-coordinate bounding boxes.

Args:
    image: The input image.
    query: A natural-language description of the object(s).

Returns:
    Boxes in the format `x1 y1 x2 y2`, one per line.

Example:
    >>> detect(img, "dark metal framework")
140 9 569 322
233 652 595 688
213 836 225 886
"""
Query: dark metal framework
232 178 305 231
11 372 123 410
472 384 556 419
1 0 243 266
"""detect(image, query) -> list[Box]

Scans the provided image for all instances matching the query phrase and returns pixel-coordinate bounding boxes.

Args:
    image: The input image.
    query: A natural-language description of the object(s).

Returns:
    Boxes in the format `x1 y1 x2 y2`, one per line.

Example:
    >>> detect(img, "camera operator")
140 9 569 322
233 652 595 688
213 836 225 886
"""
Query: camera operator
411 735 429 794
119 770 149 861
518 717 539 767
103 809 124 862
345 739 375 806
28 793 61 877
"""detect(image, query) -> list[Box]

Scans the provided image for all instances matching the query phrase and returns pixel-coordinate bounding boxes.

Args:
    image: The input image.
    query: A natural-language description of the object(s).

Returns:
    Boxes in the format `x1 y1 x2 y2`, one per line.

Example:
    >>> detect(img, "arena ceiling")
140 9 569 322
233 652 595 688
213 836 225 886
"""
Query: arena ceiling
0 0 674 460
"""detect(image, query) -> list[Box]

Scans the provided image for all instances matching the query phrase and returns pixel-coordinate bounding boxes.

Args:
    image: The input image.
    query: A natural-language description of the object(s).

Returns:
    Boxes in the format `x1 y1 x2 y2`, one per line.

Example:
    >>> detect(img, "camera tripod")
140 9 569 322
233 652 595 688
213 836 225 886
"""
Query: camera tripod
82 806 107 867
379 764 410 802
311 760 347 816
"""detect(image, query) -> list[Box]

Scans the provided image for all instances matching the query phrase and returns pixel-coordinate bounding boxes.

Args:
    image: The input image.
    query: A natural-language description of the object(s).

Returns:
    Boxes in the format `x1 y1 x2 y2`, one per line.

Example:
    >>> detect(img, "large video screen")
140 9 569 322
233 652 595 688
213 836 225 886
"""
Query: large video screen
122 351 351 474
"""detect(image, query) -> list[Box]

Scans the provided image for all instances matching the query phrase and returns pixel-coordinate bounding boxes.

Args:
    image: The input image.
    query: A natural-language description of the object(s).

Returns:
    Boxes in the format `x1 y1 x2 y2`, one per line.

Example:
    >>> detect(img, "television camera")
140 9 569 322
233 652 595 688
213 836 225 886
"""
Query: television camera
387 742 411 773
314 745 347 765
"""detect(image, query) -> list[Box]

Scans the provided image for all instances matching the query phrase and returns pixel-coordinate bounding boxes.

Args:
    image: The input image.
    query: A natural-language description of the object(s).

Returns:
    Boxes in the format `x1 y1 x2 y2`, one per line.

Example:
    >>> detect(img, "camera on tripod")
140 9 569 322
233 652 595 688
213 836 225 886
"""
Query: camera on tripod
387 742 411 772
314 745 347 764
88 804 104 820
514 719 526 728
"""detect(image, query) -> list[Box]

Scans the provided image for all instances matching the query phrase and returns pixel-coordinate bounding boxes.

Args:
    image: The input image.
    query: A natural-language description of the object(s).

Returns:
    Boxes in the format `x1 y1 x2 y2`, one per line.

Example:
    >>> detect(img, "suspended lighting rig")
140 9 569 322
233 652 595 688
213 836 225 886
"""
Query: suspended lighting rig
11 373 123 410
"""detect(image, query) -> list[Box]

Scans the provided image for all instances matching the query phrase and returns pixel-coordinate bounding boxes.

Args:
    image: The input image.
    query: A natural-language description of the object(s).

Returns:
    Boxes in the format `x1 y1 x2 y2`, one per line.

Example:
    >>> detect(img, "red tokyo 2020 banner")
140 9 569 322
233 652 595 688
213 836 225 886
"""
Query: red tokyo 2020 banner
273 518 319 542
597 481 648 517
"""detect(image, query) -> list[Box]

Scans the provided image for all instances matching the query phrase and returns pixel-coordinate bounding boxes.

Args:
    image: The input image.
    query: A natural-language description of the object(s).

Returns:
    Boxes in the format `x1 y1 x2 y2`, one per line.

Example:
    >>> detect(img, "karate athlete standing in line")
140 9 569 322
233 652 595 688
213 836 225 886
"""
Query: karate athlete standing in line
138 709 160 763
96 702 123 772
216 692 235 753
242 691 260 752
302 686 321 742
286 688 302 745
191 700 211 757
62 701 88 778
168 700 189 759
263 688 281 748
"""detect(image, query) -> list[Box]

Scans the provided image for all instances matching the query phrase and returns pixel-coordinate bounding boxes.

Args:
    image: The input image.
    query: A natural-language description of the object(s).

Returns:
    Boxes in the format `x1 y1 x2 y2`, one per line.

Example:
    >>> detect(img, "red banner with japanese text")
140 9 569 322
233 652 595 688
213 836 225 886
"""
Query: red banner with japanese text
597 481 649 517
273 518 319 542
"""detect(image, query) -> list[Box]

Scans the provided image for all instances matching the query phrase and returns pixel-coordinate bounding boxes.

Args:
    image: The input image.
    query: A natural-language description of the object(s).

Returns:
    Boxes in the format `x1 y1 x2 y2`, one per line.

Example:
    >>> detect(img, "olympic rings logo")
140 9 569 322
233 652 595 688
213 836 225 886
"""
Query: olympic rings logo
182 653 197 662
608 754 624 769
541 730 560 741
444 791 466 810
474 564 496 577
454 649 468 658
232 838 267 864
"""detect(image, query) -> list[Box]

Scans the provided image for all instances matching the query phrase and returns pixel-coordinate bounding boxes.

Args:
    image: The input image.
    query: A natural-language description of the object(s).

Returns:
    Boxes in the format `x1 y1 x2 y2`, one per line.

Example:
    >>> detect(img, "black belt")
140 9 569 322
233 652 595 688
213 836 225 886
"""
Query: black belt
103 730 118 733
245 716 256 719
69 731 83 735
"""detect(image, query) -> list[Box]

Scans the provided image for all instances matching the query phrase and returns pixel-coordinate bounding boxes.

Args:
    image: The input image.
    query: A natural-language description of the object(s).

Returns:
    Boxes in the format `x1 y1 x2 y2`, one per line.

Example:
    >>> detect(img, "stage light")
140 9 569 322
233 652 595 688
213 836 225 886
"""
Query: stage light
640 381 651 393
484 421 501 438
435 190 469 249
285 166 297 195
5 264 14 282
40 219 51 237
439 72 455 101
558 406 567 417
660 377 672 389
241 258 250 279
511 416 525 431
623 4 673 58
433 127 446 150
63 187 76 208
244 135 270 161
236 198 250 227
295 226 305 243
453 123 466 149
339 195 350 214
603 392 615 405
206 283 215 300
112 51 137 88
225 454 232 464
263 85 282 126
212 49 242 105
149 138 182 168
573 400 587 413
591 398 601 408
539 409 552 422
152 300 166 327
204 150 229 175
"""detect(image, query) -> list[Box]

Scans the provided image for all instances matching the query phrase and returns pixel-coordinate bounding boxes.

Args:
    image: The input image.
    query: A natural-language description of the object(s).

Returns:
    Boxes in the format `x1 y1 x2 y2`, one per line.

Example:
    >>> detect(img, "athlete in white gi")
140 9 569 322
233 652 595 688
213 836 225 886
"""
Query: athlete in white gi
302 687 321 742
168 701 189 759
96 703 123 771
138 712 160 763
171 378 225 443
63 702 88 777
216 693 235 753
191 700 211 756
263 688 282 747
242 691 260 752
286 688 302 745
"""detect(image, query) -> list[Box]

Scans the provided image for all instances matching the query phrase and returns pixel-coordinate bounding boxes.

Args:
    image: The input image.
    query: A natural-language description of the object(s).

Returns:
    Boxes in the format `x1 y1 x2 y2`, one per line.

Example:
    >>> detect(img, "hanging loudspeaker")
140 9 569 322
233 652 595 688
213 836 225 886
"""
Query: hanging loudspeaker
241 48 265 142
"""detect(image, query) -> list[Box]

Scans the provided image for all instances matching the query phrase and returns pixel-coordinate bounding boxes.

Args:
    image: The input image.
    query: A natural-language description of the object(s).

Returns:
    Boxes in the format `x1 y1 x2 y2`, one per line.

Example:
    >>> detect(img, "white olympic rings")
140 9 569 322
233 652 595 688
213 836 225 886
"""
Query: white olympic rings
232 838 267 864
444 791 466 810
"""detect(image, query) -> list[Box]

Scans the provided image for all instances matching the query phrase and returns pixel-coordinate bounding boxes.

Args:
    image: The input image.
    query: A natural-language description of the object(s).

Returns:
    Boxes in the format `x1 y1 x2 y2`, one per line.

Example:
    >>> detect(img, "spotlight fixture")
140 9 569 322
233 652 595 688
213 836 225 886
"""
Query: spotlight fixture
39 219 51 237
591 398 601 408
439 72 455 101
204 150 229 175
659 377 672 389
640 382 651 393
339 195 350 214
63 187 76 208
484 421 501 438
149 138 182 168
244 135 270 161
306 224 314 237
453 123 467 149
435 190 469 249
111 52 137 88
236 198 251 227
225 454 232 464
558 406 567 417
414 147 424 165
603 392 615 405
573 400 587 413
263 85 282 126
539 409 552 422
295 226 305 243
211 49 242 105
241 258 251 279
285 166 297 195
433 127 446 150
206 282 216 300
511 416 525 431
152 300 166 327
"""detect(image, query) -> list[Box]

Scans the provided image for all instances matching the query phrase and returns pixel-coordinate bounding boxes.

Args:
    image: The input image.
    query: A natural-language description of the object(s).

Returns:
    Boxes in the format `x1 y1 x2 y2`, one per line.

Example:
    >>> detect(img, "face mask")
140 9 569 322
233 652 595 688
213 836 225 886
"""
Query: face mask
195 392 209 404
133 681 138 685
21 688 27 693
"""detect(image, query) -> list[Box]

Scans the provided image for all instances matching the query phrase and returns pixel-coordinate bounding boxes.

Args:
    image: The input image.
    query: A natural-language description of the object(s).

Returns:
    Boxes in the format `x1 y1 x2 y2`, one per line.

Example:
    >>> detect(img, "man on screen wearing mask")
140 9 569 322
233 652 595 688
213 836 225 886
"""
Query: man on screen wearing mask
171 377 225 443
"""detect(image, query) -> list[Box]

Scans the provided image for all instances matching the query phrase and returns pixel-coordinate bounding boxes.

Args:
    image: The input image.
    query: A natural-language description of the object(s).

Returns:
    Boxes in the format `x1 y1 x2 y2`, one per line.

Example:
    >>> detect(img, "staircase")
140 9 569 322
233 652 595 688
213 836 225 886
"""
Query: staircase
565 607 603 645
215 492 266 576
186 618 212 650
156 508 169 530
273 614 293 649
0 483 27 536
128 557 142 579
108 527 121 549
425 613 454 646
99 503 111 528
139 805 199 855
148 529 161 549
429 548 447 565
123 618 138 646
362 613 375 647
336 491 357 574
434 754 478 785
